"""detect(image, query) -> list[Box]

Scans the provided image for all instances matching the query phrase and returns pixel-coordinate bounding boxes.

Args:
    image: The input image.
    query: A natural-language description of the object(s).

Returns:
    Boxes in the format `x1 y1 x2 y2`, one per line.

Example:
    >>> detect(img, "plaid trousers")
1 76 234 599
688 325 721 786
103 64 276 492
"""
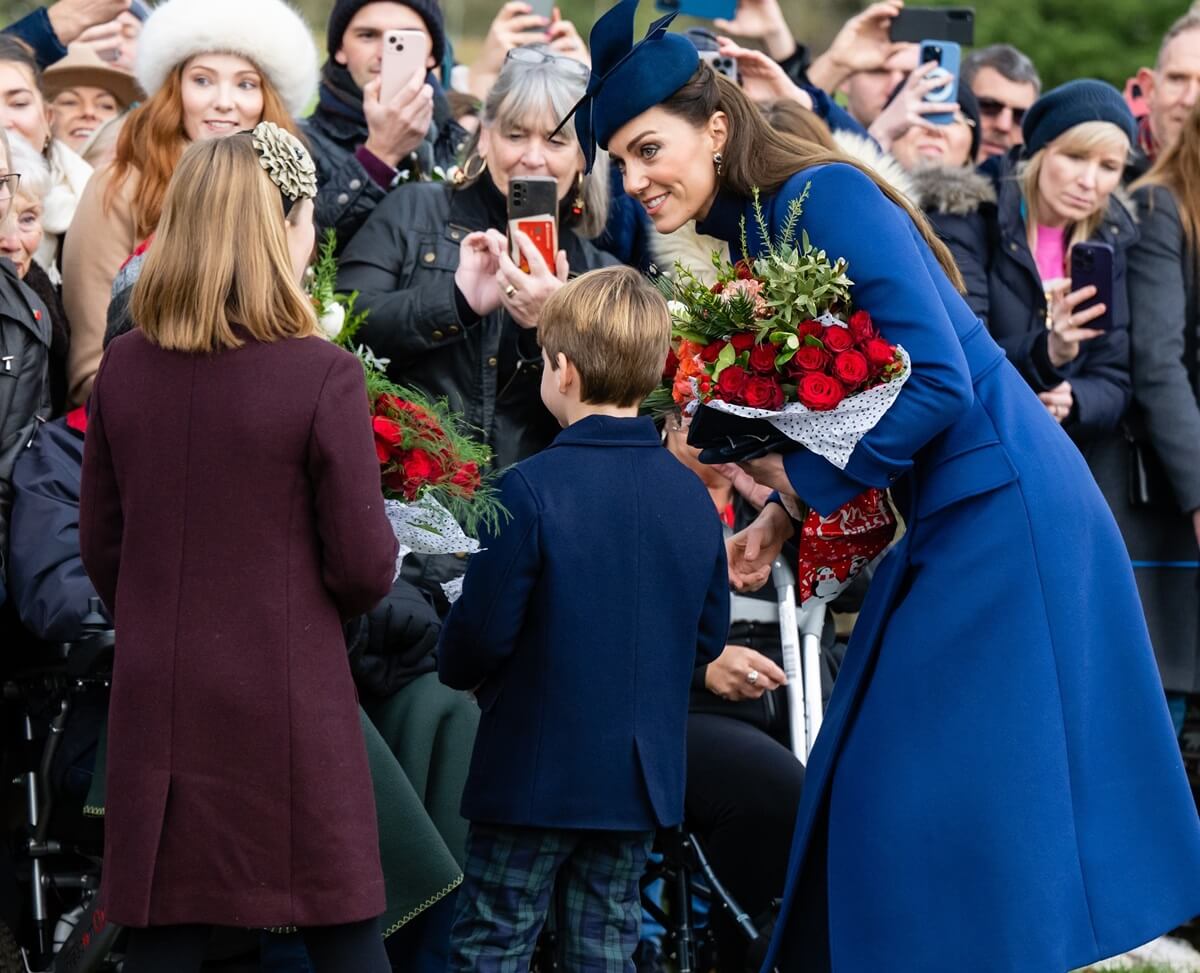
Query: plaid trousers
448 823 655 973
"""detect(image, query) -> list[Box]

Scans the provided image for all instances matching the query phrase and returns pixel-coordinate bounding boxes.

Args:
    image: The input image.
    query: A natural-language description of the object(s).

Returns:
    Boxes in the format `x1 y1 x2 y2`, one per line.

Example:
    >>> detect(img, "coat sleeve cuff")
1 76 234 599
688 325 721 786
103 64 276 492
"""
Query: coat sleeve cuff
782 447 896 517
354 146 399 189
1029 330 1065 391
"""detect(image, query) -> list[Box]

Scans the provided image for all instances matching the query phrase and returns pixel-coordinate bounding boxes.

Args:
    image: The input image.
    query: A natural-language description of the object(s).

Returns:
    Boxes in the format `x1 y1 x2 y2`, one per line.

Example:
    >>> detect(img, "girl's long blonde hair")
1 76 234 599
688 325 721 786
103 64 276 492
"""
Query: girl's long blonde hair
1133 98 1200 256
131 134 316 353
1019 121 1131 260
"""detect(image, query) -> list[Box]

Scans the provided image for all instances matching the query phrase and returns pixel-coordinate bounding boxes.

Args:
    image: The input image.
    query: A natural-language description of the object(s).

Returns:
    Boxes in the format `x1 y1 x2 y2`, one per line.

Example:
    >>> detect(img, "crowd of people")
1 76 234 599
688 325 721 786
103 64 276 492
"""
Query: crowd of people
0 0 1199 969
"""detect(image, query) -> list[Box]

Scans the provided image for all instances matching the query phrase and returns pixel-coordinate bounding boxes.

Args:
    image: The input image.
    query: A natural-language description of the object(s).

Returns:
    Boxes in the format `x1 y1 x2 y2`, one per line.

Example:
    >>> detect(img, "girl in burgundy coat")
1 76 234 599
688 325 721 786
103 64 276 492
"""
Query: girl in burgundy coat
79 127 397 972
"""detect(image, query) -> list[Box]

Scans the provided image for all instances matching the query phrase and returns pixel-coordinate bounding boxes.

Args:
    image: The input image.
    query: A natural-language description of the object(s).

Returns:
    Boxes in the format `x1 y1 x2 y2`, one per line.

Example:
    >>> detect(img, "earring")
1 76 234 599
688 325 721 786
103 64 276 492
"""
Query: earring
455 153 487 185
571 172 585 218
712 152 724 176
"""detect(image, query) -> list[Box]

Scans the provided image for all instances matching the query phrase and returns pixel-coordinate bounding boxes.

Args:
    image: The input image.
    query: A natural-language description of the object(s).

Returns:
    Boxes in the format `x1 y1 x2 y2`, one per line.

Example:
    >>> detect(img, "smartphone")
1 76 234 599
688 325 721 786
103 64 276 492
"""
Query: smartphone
699 50 740 84
528 0 555 19
382 28 429 103
508 177 559 274
920 40 961 127
890 7 975 45
1070 242 1115 332
654 0 737 22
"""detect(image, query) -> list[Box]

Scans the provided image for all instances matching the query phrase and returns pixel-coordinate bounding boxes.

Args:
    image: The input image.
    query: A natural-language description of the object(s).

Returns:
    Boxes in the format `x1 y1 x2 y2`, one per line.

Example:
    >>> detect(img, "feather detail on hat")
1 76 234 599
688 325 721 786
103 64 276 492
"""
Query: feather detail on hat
136 0 319 118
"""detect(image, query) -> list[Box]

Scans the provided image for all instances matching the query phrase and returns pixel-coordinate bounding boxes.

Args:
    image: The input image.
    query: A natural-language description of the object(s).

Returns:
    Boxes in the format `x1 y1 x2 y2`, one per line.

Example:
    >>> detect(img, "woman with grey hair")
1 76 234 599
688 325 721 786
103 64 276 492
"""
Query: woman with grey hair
338 44 616 472
0 131 70 413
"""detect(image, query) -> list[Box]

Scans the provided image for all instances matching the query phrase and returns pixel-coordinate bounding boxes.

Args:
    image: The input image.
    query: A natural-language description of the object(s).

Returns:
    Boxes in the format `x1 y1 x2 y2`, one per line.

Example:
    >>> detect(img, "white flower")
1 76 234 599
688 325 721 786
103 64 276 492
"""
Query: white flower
667 300 691 321
318 301 345 339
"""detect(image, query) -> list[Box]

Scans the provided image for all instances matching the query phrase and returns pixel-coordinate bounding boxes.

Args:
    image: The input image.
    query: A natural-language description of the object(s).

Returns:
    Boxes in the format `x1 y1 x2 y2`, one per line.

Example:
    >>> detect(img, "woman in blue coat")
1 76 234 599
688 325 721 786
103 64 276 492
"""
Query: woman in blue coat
567 2 1200 969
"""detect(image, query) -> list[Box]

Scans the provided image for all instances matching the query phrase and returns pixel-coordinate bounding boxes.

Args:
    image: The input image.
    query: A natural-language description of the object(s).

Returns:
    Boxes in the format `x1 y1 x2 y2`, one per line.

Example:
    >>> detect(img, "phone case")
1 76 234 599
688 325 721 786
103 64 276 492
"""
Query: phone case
382 29 429 103
699 50 740 84
654 0 737 22
508 177 559 274
1070 242 1115 332
890 7 975 45
920 40 960 127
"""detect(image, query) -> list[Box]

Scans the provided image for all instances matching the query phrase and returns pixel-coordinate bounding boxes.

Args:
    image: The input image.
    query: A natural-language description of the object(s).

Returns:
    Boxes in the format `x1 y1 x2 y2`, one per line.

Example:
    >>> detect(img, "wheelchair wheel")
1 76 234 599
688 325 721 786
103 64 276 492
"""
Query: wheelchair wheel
0 919 22 973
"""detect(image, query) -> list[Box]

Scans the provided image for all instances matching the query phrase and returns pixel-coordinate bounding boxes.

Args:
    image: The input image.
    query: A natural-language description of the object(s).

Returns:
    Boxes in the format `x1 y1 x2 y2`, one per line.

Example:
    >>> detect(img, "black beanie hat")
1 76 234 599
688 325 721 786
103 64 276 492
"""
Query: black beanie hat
1021 79 1137 158
327 0 446 67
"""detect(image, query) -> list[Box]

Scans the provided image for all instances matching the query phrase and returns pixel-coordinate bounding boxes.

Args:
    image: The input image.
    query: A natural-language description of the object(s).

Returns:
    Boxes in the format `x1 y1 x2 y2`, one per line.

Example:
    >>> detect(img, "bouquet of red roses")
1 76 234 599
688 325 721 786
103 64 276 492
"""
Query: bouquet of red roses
648 188 910 468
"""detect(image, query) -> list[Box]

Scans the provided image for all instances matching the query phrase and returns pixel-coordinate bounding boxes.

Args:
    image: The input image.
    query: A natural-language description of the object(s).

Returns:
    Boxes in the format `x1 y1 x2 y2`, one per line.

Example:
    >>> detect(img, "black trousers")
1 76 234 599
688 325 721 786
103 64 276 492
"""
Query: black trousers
685 711 804 970
122 917 389 973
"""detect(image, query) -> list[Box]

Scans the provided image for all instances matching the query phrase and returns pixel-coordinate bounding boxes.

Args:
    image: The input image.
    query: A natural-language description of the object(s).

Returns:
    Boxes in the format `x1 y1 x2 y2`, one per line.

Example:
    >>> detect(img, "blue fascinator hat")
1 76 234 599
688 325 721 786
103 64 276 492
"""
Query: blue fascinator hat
554 0 699 172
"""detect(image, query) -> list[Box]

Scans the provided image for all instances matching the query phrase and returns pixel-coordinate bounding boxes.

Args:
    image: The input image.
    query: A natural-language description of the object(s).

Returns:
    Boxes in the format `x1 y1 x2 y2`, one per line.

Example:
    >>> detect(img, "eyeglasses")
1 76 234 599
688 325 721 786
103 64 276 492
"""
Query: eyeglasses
0 174 22 221
977 97 1027 125
505 47 591 81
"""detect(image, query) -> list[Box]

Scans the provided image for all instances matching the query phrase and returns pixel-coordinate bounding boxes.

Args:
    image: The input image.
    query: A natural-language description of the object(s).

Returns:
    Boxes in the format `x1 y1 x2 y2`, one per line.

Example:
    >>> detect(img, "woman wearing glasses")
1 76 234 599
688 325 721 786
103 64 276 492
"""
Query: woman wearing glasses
338 44 616 474
0 127 54 611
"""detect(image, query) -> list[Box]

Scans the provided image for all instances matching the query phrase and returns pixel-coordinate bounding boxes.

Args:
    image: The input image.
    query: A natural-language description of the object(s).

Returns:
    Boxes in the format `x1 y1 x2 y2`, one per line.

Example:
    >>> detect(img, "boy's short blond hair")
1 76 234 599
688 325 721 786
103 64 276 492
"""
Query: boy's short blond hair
539 266 670 407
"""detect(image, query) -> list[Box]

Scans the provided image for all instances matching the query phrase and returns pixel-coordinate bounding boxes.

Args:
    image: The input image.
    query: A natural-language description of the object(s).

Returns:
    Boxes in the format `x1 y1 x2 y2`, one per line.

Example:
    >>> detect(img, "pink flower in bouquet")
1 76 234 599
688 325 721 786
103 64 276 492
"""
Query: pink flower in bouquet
721 278 770 317
864 337 899 371
833 350 870 389
716 364 749 401
848 310 875 342
789 345 830 375
743 375 785 410
798 372 846 411
748 341 780 374
822 325 854 353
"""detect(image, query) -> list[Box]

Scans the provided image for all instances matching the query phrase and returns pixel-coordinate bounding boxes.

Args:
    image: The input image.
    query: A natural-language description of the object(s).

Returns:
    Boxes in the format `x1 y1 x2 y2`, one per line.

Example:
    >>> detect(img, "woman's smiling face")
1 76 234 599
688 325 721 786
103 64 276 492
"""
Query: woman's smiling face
179 54 265 142
607 106 727 234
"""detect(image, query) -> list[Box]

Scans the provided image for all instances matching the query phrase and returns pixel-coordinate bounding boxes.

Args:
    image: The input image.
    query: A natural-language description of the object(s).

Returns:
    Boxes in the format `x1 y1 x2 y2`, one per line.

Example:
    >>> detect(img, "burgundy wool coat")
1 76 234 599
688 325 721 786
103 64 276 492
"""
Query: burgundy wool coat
79 329 398 929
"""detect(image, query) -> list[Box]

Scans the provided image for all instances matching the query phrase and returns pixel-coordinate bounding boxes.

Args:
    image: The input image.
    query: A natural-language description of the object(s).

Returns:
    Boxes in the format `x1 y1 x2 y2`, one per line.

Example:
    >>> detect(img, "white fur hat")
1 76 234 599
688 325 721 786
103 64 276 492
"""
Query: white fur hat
135 0 319 118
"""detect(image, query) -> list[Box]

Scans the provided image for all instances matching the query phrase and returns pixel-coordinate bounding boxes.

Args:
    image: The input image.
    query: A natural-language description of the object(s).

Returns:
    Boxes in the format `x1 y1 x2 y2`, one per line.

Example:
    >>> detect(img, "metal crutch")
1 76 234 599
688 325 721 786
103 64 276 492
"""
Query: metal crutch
772 558 825 760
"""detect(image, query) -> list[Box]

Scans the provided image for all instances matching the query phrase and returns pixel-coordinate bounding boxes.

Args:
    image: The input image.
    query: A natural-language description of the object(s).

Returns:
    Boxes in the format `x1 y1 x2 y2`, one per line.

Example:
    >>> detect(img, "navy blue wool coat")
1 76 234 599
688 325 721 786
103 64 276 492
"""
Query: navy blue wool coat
437 415 729 830
693 165 1200 973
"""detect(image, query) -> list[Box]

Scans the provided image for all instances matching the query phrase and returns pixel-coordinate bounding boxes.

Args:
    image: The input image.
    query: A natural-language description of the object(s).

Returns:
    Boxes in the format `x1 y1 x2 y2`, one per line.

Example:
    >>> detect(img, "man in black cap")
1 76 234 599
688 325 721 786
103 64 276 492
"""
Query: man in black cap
303 0 466 247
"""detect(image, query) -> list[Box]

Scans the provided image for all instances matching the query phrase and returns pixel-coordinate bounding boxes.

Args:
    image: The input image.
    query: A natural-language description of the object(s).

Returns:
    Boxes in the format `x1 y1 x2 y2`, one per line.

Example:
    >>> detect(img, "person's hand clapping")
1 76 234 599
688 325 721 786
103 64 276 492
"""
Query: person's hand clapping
807 1 908 92
867 59 955 149
47 0 130 46
491 228 569 329
727 502 794 592
1038 381 1074 424
705 644 787 700
1045 278 1106 368
711 0 796 62
469 1 550 98
455 231 505 317
362 70 434 169
716 37 812 109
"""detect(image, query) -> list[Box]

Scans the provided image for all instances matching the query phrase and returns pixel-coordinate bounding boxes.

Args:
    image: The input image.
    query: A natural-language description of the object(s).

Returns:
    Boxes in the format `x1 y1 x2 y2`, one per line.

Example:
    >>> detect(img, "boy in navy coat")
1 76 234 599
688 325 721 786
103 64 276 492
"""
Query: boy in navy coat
438 266 730 971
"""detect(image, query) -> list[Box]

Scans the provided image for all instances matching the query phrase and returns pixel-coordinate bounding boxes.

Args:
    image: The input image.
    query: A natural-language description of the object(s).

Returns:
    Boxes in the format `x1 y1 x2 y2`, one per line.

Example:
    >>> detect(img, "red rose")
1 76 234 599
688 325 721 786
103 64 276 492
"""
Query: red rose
729 332 755 353
662 347 680 379
382 466 410 494
797 320 824 340
450 462 480 494
748 341 779 374
822 325 853 353
716 364 749 401
864 337 899 369
848 310 875 342
789 345 831 374
833 350 870 388
372 416 404 463
743 375 785 410
402 447 443 484
734 259 755 280
797 372 846 411
700 339 727 363
710 281 725 294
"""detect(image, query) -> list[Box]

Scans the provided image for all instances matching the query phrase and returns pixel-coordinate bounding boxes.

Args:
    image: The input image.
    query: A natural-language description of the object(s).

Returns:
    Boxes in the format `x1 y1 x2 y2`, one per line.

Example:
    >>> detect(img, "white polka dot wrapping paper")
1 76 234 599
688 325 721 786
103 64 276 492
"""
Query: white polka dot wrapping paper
704 346 912 470
384 495 480 582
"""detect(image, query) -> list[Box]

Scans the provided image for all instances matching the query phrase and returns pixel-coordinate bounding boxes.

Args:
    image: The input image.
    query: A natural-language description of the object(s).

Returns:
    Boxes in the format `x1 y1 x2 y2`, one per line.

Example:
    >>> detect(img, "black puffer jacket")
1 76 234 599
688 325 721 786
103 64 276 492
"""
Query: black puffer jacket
302 69 467 250
0 258 52 589
337 174 619 470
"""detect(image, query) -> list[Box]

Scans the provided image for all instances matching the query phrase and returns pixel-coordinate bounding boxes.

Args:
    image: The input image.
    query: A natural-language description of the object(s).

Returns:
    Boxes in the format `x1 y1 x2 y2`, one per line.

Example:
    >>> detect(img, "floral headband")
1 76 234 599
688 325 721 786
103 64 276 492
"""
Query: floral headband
250 121 318 215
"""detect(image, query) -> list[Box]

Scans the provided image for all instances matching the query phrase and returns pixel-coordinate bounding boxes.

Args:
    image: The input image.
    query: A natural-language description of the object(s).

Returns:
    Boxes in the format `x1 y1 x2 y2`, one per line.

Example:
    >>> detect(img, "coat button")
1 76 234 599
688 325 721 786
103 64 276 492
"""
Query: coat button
1008 242 1018 252
349 178 362 190
455 552 468 560
432 330 444 341
487 356 498 367
451 230 462 240
449 325 460 334
336 193 350 205
423 252 436 263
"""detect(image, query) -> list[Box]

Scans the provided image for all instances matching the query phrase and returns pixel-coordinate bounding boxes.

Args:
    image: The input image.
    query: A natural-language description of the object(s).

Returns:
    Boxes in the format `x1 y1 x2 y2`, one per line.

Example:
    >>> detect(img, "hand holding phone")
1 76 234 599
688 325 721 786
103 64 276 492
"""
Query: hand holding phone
919 39 960 126
1069 241 1115 332
507 177 559 274
382 28 430 103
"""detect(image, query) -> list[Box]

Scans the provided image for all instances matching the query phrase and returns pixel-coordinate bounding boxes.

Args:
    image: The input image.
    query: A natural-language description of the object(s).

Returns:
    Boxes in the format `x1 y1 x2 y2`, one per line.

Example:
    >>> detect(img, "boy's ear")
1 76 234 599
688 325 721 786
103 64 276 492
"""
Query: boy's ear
556 352 574 394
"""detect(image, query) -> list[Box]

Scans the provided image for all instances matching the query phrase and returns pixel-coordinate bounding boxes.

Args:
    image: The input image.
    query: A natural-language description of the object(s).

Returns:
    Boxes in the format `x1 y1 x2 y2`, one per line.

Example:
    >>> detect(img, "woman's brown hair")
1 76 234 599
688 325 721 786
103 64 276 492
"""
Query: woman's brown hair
131 133 316 353
660 68 965 291
1134 98 1200 256
105 63 299 239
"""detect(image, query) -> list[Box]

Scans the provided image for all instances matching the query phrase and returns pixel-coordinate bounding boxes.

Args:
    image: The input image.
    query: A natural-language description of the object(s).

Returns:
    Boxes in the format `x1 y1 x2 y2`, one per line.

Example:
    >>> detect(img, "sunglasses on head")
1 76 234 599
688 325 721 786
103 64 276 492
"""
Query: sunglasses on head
977 97 1027 125
505 47 591 81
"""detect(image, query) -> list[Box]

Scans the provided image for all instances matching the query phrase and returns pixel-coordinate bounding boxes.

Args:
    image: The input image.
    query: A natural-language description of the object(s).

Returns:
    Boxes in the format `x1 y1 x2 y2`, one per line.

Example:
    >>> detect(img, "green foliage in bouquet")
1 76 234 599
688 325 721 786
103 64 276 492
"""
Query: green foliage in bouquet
308 229 369 348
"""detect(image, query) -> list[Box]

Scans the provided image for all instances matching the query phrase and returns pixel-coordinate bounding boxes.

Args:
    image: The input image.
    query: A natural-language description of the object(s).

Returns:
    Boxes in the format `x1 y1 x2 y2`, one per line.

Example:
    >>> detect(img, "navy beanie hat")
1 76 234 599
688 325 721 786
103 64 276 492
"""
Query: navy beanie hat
1021 79 1136 158
326 0 446 67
